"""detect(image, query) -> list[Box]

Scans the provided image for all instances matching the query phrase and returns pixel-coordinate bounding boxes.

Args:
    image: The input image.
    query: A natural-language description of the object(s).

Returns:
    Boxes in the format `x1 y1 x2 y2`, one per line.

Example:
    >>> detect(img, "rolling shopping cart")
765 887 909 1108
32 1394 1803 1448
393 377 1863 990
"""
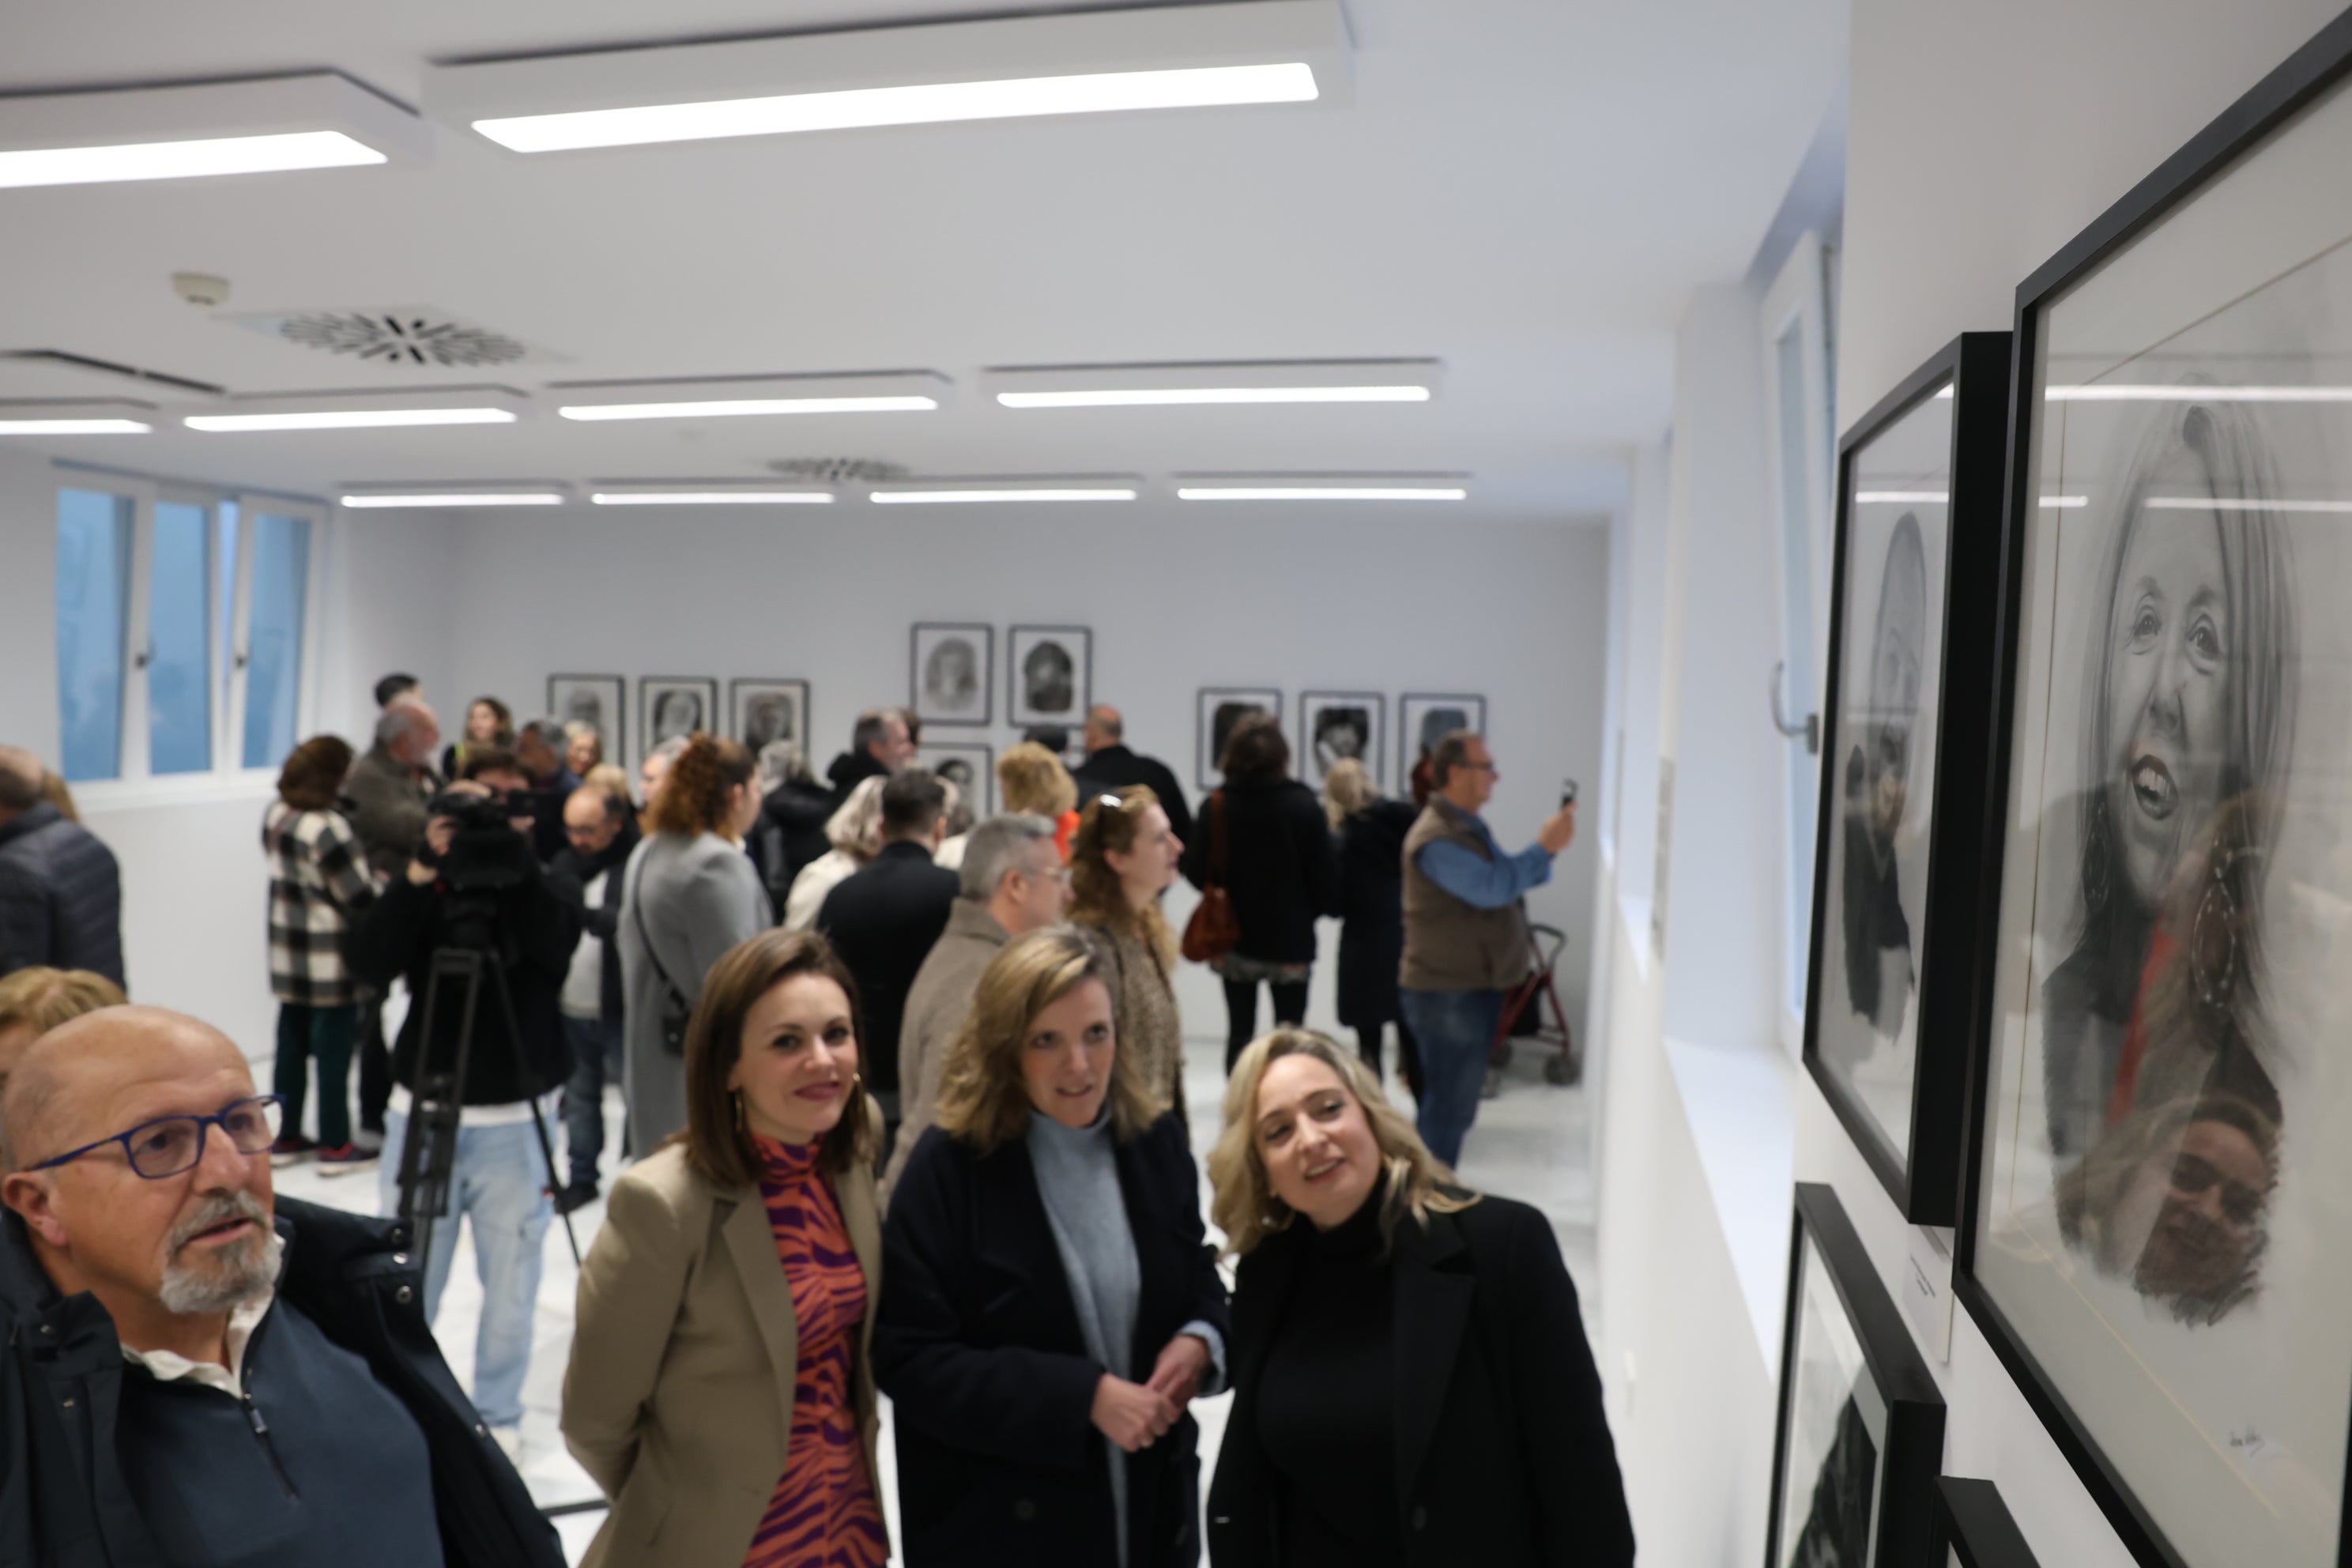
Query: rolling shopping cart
1484 922 1580 1096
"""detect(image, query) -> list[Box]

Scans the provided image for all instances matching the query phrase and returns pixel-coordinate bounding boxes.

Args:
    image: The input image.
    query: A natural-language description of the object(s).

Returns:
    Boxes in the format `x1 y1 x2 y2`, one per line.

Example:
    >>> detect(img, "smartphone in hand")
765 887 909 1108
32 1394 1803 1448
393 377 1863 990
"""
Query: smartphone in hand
1560 779 1579 810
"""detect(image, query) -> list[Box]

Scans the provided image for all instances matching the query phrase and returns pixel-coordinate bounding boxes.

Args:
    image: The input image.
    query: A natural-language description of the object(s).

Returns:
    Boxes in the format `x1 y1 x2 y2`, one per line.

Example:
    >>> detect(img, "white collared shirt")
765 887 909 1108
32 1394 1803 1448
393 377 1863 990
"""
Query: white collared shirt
121 1289 274 1397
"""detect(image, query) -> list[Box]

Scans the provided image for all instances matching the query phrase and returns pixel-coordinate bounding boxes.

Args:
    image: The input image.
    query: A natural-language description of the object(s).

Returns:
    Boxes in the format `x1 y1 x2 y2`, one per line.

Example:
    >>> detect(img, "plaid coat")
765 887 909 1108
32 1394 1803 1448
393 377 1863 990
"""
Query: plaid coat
262 801 383 1007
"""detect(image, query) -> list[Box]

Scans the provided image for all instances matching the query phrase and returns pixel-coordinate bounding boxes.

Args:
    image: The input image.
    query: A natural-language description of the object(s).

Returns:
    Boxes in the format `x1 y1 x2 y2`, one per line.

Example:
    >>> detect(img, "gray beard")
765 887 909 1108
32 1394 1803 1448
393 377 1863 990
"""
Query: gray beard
156 1193 282 1316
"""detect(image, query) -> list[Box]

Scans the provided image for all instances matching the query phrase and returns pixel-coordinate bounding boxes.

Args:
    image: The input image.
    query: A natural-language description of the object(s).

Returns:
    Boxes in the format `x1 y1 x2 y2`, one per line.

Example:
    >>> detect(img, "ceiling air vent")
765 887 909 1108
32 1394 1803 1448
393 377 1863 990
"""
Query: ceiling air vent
767 457 910 484
225 307 554 370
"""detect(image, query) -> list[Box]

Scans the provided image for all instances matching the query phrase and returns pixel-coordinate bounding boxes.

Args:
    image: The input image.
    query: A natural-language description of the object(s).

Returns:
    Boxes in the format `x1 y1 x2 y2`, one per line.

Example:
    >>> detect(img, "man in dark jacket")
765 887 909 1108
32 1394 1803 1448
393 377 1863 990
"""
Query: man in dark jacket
825 707 915 808
345 756 581 1453
1071 704 1193 849
817 769 958 1163
755 744 837 912
0 747 123 989
546 785 637 1212
341 699 447 1144
513 718 583 865
0 1005 562 1568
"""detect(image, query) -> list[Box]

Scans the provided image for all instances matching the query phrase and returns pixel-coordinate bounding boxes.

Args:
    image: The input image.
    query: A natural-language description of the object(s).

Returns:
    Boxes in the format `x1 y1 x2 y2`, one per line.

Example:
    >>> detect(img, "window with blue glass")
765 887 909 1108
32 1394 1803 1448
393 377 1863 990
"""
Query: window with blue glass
147 500 215 775
55 488 134 782
240 511 311 770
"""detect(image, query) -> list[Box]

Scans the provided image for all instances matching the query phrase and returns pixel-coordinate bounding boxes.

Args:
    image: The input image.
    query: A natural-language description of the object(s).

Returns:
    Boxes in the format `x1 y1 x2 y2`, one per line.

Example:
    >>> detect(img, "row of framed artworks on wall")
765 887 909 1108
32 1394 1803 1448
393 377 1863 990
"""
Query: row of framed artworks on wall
910 622 1091 730
1778 13 2352 1568
547 674 809 768
1196 688 1487 794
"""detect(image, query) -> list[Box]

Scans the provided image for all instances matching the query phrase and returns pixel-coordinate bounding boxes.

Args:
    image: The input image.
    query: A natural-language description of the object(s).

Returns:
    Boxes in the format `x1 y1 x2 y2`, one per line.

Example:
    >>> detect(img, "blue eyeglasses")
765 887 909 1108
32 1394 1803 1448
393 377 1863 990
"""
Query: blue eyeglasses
29 1096 285 1181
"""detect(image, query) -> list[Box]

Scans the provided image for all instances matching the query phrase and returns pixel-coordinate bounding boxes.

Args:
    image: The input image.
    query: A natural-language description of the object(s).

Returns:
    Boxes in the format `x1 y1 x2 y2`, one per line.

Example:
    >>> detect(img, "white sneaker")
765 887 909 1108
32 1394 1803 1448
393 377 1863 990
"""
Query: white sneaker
490 1424 525 1463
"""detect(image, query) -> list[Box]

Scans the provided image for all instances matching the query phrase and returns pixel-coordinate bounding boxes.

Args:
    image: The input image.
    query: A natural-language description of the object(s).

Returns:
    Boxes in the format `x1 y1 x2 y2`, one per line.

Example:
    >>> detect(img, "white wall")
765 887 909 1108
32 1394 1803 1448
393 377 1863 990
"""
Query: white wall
430 503 1615 1044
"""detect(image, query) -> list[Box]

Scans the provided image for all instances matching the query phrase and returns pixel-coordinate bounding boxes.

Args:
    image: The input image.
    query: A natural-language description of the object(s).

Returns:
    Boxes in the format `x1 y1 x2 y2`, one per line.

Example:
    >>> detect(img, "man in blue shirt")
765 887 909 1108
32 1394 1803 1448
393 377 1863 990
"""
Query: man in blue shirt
1396 732 1576 1165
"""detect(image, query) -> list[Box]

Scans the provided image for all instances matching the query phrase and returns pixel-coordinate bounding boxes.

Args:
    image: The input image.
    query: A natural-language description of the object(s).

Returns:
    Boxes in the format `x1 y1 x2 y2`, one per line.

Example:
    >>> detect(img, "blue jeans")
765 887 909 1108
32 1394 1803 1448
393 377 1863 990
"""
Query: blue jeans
561 1012 625 1189
1399 988 1504 1168
378 1106 552 1427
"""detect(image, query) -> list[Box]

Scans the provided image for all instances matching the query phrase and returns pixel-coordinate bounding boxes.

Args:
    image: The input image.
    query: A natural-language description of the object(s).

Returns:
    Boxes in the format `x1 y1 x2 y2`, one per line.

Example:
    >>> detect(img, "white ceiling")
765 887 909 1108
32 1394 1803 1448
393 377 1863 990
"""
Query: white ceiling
1 0 1846 518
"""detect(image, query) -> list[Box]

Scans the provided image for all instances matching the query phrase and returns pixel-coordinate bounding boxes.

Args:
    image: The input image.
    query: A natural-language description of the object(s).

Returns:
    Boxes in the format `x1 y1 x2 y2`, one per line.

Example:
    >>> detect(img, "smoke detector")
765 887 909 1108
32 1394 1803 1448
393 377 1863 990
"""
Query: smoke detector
767 457 910 484
173 273 230 307
224 306 557 370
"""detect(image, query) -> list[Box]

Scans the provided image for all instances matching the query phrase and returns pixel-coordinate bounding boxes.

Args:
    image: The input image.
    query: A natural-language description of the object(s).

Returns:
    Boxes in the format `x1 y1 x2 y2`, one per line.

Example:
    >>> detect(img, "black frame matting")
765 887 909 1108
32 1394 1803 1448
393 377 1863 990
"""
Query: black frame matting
1937 1478 2044 1568
1766 1183 1947 1568
636 676 718 762
909 622 993 728
546 673 624 767
1801 332 2011 1225
1952 11 2352 1567
1006 624 1091 729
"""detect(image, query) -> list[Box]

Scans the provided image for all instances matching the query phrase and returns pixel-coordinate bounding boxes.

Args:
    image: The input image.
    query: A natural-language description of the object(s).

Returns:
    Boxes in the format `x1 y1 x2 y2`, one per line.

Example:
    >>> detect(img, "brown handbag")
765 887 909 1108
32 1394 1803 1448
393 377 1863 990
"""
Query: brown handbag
1181 790 1242 963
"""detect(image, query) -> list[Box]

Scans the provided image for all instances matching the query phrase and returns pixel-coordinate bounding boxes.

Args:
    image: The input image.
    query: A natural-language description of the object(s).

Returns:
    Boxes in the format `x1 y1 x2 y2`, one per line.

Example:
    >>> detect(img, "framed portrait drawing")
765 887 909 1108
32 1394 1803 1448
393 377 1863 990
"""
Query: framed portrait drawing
639 677 717 760
918 742 994 815
1299 691 1385 790
1766 1184 1946 1568
1935 1479 2043 1568
729 678 809 757
1957 17 2352 1567
1399 692 1487 793
548 674 624 766
1804 333 2012 1226
1008 625 1091 729
910 623 991 727
1197 687 1281 790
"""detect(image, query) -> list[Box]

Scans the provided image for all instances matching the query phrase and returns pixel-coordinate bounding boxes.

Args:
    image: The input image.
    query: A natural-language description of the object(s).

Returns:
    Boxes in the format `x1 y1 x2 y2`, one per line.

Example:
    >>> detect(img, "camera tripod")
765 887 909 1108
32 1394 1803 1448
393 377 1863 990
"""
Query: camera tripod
394 941 582 1273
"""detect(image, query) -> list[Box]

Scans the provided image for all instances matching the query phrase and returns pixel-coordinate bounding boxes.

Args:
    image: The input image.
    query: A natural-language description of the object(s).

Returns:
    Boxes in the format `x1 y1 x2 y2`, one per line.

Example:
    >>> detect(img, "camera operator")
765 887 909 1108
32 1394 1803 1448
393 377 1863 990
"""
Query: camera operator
345 747 580 1459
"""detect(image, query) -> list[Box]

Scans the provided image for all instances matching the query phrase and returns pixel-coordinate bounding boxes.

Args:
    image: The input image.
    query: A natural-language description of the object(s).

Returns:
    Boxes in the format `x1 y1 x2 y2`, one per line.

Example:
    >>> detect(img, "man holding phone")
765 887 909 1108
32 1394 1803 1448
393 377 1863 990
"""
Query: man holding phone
1396 731 1577 1167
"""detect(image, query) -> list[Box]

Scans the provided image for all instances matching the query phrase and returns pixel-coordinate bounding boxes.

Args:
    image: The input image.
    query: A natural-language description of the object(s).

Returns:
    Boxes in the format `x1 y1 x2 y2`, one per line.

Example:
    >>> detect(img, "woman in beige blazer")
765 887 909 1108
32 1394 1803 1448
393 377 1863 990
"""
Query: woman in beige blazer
563 929 888 1568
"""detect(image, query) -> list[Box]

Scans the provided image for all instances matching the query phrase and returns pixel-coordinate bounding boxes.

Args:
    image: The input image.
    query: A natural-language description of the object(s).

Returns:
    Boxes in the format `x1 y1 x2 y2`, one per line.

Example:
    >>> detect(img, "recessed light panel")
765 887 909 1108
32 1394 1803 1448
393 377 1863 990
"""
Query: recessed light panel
986 359 1441 409
0 74 428 190
553 372 950 421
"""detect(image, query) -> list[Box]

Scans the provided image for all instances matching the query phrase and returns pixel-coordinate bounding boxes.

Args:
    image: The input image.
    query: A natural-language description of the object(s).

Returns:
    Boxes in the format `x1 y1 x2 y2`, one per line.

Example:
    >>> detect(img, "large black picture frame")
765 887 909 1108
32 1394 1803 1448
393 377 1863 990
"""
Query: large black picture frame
1802 332 2011 1226
1951 12 2352 1568
1936 1478 2045 1568
1765 1183 1947 1568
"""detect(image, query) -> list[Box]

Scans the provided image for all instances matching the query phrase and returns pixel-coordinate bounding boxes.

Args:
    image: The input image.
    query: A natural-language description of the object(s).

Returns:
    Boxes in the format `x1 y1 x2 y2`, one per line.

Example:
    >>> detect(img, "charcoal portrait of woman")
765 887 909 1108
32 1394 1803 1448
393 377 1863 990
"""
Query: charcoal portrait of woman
923 636 979 715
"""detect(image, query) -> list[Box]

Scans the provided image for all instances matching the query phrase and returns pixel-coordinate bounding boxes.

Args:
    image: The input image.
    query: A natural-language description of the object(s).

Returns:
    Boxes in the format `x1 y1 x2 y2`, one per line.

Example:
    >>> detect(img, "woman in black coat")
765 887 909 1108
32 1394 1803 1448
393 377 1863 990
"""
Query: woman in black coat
1182 710 1336 1072
876 927 1231 1568
1204 1028 1632 1568
1321 759 1425 1098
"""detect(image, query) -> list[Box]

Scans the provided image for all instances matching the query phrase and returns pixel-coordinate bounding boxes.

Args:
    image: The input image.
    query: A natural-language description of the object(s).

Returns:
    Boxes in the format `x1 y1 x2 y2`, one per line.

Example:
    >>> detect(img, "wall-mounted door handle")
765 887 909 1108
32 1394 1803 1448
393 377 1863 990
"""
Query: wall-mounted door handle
1770 661 1819 755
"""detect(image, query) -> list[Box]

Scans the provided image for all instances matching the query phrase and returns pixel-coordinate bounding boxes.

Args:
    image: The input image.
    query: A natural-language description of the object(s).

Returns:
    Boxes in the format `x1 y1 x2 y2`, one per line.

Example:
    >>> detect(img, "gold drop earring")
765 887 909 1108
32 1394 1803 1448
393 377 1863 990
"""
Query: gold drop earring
733 1088 746 1132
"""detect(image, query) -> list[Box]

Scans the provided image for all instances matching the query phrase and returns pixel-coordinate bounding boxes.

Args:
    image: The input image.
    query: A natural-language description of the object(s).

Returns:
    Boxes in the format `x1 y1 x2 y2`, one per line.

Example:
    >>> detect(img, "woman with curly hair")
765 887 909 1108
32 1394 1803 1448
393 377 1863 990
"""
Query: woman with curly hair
1067 786 1187 1121
620 732 771 1149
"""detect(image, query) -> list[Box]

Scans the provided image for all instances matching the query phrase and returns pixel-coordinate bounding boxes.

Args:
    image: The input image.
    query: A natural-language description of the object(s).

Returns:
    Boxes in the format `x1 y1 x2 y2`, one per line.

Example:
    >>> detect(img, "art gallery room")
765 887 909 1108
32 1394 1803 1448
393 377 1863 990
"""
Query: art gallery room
7 0 2352 1562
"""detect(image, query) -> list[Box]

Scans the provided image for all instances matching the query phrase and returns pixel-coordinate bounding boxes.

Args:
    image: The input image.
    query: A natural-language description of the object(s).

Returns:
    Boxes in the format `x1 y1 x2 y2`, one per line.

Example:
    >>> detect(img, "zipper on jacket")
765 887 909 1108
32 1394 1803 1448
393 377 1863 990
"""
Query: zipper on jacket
239 1310 299 1501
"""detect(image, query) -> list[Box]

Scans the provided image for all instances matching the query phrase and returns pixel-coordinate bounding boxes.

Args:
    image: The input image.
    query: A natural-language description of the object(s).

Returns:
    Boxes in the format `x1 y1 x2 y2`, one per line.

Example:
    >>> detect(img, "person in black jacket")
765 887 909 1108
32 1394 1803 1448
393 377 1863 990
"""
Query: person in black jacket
0 744 124 989
1071 704 1193 850
878 926 1231 1568
1204 1027 1631 1568
546 783 640 1212
345 756 581 1450
1321 760 1425 1098
1182 712 1335 1072
827 707 916 808
0 1005 562 1568
818 769 959 1163
754 740 837 911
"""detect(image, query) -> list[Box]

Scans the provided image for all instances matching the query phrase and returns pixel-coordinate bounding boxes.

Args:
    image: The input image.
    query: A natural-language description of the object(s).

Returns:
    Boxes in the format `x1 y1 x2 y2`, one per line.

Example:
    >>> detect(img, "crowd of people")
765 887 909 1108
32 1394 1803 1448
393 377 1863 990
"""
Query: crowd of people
0 681 1612 1568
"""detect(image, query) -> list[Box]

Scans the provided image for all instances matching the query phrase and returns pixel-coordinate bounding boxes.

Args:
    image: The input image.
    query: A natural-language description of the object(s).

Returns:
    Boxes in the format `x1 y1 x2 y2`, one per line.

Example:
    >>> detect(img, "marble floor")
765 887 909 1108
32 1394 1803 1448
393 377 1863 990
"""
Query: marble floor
274 1031 1596 1564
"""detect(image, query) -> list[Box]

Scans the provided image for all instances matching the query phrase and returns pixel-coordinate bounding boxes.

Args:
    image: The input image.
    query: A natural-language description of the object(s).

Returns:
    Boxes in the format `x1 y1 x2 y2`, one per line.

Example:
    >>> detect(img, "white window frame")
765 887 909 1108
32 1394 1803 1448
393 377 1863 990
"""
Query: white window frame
57 474 330 807
1758 231 1838 1057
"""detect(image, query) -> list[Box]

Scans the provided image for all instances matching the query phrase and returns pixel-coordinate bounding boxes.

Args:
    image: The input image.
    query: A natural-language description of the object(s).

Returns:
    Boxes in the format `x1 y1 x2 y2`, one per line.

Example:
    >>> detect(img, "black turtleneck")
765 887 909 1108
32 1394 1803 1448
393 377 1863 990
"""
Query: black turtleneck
1256 1179 1405 1568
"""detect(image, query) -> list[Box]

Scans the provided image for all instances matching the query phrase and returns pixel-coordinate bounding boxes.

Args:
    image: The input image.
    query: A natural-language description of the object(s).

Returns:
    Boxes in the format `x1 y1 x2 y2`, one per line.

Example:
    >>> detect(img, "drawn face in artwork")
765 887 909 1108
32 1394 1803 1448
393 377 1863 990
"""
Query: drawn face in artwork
1314 707 1369 770
925 639 978 710
1418 707 1467 760
936 757 974 794
653 690 702 743
1860 513 1929 844
744 694 795 749
2103 510 2231 912
561 688 602 729
1023 643 1075 714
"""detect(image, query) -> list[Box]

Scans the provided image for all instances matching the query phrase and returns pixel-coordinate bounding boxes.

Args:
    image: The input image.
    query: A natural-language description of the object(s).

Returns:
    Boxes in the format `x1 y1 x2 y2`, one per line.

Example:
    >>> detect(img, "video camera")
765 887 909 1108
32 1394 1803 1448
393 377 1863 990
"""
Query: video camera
424 786 537 892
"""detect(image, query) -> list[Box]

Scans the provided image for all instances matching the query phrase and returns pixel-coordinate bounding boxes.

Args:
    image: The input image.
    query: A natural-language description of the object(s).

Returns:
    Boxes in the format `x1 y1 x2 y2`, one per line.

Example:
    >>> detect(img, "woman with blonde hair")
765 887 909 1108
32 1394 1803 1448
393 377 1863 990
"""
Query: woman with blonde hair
1321 758 1425 1095
620 733 771 1150
1204 1029 1631 1568
0 966 126 1092
876 926 1228 1568
784 773 888 931
999 741 1082 860
565 927 887 1568
565 720 605 777
1067 786 1187 1118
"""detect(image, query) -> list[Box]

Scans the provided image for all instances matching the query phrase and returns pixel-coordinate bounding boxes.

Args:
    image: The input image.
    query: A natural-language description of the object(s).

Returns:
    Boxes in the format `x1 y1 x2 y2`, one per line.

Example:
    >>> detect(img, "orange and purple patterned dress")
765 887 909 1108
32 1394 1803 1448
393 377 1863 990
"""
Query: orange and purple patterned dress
744 1133 888 1568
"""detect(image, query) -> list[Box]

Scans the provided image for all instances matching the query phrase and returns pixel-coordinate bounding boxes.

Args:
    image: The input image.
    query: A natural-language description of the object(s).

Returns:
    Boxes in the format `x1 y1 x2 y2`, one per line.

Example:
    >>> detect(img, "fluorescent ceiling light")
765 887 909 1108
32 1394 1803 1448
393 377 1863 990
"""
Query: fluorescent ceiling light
0 417 151 434
592 490 834 504
2041 496 2089 508
189 406 517 432
2048 384 2352 401
430 0 1350 152
1854 490 1947 504
871 488 1137 504
1002 384 1427 409
2147 495 2352 513
561 396 933 421
0 74 428 190
476 63 1315 152
341 492 564 508
1177 486 1466 501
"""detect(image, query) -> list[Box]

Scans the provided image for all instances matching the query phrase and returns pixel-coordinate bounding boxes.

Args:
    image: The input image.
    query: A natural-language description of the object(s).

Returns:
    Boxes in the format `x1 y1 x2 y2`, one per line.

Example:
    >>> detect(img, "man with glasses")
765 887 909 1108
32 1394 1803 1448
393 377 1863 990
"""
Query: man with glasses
882 813 1074 1197
0 1005 560 1567
1399 731 1577 1167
